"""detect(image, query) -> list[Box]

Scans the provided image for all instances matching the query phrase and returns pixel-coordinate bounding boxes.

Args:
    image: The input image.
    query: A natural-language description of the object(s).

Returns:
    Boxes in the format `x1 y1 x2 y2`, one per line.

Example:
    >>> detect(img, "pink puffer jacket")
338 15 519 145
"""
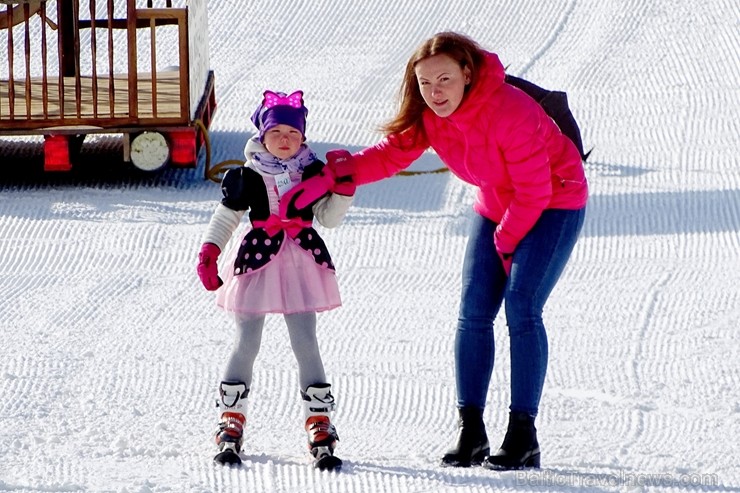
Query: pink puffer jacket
353 51 588 253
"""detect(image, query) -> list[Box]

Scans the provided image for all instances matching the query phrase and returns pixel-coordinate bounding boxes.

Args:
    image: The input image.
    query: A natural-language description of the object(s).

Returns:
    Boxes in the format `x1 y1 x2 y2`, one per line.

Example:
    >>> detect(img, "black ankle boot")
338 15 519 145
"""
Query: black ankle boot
441 407 490 467
482 411 540 470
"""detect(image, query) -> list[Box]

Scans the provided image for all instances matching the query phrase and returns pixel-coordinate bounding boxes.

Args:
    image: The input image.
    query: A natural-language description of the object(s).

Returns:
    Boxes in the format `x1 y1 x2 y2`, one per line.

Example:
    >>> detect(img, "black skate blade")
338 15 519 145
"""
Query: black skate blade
314 454 342 471
214 449 242 465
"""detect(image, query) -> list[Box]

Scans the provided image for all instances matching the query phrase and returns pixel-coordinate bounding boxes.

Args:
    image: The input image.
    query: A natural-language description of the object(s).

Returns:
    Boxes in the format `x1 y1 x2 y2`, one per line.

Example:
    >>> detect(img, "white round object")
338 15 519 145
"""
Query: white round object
130 132 170 171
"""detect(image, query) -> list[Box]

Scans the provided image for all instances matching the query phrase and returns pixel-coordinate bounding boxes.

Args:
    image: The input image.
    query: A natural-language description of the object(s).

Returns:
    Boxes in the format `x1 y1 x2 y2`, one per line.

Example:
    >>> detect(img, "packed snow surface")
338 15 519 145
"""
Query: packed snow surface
1 0 738 491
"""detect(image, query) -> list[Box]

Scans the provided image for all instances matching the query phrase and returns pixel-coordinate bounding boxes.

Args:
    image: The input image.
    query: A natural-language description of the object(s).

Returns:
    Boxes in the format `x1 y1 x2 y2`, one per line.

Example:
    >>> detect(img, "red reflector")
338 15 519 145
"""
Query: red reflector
44 135 72 171
169 130 196 166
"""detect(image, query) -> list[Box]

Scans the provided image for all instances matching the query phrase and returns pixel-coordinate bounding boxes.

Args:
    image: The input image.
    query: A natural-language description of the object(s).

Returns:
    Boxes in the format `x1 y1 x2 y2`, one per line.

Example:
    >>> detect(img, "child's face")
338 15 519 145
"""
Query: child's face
262 124 304 160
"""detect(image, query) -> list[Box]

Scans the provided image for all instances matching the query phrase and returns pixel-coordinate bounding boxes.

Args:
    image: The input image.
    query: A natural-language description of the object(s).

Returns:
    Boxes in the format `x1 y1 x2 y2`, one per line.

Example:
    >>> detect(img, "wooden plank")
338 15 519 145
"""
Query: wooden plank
40 2 49 118
177 11 188 119
77 17 179 30
126 0 137 119
6 8 15 117
23 3 32 117
73 0 82 118
136 8 185 21
0 71 186 130
150 14 157 118
56 1 64 117
106 0 115 118
90 0 99 119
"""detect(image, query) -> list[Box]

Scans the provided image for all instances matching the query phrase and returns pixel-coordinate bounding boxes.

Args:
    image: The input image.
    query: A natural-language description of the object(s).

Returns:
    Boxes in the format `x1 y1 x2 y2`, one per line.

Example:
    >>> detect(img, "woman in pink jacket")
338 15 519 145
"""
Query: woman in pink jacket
337 31 587 470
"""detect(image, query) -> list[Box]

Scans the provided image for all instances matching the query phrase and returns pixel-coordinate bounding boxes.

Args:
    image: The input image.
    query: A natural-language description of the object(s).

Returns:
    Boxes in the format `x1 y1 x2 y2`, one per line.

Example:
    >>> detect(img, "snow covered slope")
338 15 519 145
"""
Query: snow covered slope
0 0 738 491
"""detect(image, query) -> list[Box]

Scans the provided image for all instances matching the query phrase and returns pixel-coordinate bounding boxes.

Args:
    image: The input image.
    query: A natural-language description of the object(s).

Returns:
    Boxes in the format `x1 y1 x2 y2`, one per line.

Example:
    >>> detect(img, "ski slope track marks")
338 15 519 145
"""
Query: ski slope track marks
0 0 739 492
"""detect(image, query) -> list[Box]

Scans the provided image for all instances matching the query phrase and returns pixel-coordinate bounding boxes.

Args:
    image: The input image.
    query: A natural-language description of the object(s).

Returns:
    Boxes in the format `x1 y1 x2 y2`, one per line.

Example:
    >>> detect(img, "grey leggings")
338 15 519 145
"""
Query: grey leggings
222 312 326 390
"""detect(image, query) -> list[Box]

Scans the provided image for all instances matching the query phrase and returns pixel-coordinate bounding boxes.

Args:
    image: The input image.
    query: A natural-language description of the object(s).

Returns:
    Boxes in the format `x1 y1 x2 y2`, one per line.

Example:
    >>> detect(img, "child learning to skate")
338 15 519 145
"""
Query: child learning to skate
196 90 355 469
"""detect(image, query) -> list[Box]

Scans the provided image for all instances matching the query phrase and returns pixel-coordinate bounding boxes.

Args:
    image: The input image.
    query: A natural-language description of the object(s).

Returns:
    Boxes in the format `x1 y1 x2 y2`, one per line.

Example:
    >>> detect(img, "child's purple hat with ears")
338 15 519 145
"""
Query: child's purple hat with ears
250 90 308 141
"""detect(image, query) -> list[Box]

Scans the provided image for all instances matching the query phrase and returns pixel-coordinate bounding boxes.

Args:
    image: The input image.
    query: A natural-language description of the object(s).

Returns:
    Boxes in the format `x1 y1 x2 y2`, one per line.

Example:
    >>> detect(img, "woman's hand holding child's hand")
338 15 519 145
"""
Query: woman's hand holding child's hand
326 150 356 196
279 150 355 217
279 168 335 216
197 243 223 290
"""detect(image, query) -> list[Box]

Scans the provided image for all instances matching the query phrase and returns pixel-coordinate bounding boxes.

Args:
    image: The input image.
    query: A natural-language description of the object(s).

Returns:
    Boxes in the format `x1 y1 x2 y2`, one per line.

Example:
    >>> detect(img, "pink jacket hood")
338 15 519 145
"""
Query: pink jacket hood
354 51 588 252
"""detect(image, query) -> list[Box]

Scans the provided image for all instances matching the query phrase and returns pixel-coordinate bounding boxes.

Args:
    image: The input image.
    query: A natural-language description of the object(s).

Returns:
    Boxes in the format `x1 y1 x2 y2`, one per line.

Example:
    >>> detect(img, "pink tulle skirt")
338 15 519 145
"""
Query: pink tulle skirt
216 238 341 315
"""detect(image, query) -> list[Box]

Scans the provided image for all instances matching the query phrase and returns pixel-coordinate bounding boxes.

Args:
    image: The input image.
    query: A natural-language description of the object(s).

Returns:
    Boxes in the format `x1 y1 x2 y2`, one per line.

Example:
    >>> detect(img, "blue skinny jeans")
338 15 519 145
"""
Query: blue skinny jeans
455 208 586 415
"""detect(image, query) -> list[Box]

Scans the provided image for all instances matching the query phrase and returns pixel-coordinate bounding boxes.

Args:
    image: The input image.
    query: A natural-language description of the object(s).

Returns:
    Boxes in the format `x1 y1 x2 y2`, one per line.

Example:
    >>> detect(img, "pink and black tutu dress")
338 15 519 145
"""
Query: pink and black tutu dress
212 161 342 315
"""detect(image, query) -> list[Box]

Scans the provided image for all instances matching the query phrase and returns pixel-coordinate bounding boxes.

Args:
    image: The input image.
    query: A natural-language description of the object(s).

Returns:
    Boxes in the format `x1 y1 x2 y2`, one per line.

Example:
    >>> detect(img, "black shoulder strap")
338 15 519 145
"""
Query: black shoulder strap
505 74 590 161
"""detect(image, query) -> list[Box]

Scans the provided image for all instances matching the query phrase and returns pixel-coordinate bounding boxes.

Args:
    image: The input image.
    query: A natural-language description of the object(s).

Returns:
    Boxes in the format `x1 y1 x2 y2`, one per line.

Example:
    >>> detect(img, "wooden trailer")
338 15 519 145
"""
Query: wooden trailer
0 0 216 172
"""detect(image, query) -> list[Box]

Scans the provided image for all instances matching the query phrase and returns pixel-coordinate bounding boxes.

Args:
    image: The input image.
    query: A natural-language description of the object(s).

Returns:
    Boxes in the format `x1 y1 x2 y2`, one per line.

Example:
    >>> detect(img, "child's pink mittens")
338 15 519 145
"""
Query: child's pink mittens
197 243 223 290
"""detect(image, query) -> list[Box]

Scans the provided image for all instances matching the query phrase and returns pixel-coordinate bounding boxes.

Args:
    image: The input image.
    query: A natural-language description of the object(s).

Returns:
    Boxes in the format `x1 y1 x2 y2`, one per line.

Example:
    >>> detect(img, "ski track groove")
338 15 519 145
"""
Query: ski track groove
1 1 740 492
516 0 577 78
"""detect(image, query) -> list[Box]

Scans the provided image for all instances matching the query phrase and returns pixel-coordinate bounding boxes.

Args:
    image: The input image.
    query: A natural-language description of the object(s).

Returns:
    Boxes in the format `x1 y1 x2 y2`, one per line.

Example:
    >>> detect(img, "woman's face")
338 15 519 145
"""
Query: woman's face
262 124 304 159
414 54 471 118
